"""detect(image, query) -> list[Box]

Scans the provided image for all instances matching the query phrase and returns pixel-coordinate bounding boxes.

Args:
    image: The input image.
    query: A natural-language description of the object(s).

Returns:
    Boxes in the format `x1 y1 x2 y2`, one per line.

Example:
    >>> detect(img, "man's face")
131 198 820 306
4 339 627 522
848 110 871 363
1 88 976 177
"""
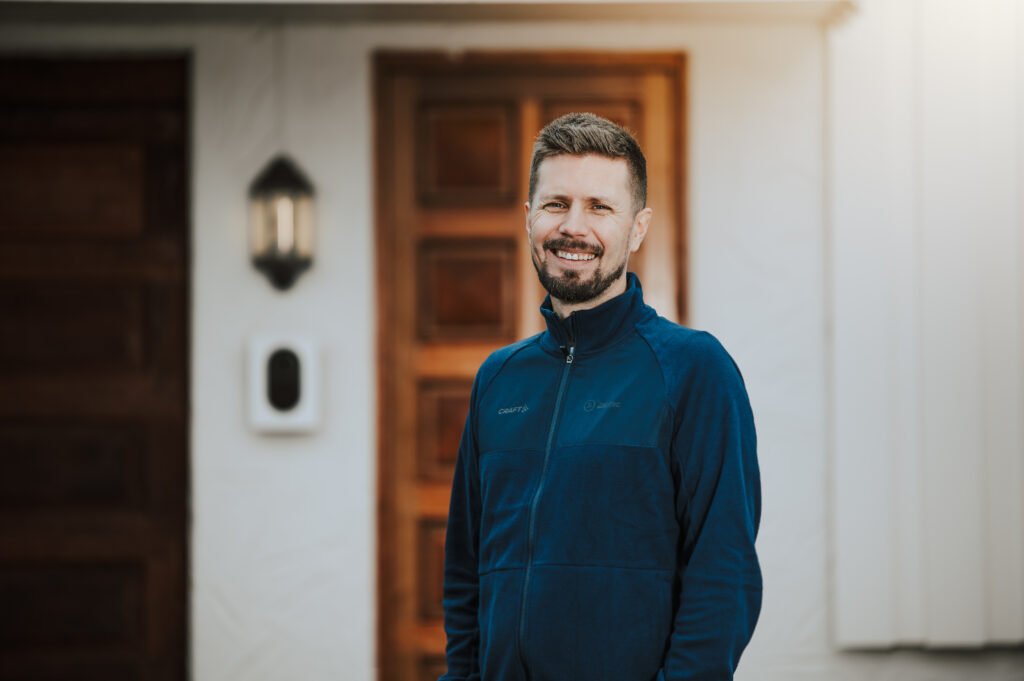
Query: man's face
525 154 651 312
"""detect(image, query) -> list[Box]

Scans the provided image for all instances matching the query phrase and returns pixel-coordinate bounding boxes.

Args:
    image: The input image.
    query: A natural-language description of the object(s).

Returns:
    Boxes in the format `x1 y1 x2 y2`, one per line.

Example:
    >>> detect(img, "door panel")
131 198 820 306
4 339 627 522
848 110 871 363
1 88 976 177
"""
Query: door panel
376 51 686 681
417 101 519 205
0 57 189 681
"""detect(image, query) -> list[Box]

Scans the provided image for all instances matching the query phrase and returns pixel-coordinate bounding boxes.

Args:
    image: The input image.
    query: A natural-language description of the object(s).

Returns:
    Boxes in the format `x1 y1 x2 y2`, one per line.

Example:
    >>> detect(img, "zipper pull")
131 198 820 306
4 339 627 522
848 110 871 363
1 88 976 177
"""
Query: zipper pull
563 315 576 365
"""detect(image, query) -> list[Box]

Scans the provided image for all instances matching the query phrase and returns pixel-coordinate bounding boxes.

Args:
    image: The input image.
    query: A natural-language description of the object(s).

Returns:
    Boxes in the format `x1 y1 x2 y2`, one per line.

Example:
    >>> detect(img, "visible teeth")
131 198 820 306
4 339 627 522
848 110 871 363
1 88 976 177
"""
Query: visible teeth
556 250 596 261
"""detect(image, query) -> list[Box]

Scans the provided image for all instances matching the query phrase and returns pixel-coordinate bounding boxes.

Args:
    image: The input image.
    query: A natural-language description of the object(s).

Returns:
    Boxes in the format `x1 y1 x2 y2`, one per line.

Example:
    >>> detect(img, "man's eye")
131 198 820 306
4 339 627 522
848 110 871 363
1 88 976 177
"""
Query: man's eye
544 202 566 210
592 204 611 211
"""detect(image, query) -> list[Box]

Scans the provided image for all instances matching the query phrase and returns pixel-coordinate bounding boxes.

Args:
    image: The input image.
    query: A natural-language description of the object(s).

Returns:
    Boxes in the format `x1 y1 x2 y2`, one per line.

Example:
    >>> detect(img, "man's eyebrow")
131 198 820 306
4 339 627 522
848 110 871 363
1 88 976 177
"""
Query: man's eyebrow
535 193 621 206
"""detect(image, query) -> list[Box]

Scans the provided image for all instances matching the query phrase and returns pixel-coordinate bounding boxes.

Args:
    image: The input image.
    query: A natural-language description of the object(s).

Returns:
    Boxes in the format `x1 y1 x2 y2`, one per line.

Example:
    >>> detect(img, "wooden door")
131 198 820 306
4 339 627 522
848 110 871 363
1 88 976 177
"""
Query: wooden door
0 57 189 681
375 52 686 681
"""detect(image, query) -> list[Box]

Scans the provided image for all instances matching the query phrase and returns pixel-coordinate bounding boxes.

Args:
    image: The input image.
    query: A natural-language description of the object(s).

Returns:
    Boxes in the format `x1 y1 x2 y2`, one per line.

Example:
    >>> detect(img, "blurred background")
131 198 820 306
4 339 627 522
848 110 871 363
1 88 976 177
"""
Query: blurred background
1 0 1023 679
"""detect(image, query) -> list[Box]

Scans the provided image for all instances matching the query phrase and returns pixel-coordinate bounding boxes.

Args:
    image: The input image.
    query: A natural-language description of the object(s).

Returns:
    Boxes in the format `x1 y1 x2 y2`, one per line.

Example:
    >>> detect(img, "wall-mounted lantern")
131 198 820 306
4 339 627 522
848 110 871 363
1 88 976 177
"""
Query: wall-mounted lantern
249 155 315 290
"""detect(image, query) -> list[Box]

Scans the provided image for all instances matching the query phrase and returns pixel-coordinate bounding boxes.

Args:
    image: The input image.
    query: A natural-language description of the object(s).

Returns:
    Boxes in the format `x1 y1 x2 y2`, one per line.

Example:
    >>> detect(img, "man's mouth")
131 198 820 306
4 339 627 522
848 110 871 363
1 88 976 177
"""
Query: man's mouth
544 239 602 265
554 250 597 262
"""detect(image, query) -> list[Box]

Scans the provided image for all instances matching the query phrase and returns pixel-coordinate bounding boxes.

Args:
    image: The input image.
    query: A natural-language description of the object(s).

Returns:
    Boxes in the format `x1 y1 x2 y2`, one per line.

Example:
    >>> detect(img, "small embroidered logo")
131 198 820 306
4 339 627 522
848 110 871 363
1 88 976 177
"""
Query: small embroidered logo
584 400 622 413
497 405 530 415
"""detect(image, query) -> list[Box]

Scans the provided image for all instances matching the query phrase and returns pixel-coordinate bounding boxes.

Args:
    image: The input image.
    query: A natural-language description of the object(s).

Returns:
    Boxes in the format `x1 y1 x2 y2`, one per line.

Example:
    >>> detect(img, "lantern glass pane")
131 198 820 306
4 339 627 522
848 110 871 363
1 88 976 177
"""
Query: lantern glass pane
249 198 270 257
249 191 314 259
293 195 314 258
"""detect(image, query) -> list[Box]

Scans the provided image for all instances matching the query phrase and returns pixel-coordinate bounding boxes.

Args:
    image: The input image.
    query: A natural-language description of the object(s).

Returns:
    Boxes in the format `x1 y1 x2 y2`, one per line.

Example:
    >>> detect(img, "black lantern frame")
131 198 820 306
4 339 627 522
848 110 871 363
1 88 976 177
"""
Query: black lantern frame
249 155 315 290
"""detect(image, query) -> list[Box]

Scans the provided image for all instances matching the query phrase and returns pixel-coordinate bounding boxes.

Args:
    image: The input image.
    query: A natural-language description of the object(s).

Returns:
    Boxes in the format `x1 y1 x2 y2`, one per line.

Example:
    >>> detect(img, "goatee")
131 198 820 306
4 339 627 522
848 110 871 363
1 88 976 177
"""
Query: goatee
533 237 625 305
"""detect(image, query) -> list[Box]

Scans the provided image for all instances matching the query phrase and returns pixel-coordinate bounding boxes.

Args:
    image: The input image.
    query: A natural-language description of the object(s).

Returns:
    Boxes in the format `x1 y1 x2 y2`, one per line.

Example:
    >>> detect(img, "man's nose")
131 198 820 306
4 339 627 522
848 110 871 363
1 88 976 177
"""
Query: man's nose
558 205 589 237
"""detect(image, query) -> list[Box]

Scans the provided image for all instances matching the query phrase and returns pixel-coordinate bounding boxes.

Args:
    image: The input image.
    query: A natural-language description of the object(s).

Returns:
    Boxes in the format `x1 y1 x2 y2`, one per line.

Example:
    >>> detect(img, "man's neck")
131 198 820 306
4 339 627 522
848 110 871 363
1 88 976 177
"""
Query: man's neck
551 275 629 319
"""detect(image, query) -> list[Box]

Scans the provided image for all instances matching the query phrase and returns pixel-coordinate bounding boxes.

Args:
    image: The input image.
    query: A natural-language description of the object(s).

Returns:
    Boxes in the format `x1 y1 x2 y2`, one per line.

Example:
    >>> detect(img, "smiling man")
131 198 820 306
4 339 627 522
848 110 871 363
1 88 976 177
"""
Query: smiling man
440 113 762 681
526 150 650 315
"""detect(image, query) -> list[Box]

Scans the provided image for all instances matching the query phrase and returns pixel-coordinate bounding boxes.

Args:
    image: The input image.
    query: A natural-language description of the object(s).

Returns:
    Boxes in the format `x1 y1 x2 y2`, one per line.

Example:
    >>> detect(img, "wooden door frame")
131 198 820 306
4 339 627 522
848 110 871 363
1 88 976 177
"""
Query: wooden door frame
374 50 687 681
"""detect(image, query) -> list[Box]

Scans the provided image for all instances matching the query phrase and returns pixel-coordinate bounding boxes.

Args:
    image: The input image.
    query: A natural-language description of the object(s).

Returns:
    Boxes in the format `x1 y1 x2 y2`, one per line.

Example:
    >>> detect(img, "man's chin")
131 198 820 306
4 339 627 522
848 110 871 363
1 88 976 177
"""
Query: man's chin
548 268 590 285
537 266 624 306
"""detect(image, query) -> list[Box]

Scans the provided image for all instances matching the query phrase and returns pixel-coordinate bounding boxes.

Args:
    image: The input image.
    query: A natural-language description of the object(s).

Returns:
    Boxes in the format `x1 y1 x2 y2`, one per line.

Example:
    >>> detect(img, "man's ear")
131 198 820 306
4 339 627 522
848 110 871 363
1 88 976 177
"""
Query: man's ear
523 201 531 235
630 207 653 252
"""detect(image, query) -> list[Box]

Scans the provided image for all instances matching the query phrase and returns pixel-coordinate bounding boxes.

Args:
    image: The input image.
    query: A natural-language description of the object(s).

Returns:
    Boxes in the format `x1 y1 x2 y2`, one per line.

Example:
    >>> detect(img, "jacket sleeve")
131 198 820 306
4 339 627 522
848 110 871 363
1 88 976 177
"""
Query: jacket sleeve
658 332 762 681
438 378 483 681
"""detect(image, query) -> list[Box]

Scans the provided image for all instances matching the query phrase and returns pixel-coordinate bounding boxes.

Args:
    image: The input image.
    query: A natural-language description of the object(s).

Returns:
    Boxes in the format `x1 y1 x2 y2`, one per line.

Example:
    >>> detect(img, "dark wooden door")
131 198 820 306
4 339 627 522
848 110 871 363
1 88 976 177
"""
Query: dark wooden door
375 51 686 681
0 57 189 681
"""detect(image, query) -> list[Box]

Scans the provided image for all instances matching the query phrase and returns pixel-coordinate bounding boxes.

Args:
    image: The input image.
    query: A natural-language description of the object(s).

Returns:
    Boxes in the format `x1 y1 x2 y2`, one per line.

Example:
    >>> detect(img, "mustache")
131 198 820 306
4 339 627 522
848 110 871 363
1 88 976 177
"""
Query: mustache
543 238 604 257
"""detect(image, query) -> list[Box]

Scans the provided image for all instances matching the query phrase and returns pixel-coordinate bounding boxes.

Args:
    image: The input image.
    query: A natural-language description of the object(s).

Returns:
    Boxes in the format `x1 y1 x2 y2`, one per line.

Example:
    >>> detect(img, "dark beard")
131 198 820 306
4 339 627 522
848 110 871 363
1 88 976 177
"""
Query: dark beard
533 238 626 305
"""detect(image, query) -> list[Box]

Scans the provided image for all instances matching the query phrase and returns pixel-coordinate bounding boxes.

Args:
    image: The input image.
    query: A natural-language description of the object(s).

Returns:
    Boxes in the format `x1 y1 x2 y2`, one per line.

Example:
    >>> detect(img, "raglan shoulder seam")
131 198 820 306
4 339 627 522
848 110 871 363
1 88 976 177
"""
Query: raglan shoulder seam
634 319 711 425
476 333 543 405
633 323 674 417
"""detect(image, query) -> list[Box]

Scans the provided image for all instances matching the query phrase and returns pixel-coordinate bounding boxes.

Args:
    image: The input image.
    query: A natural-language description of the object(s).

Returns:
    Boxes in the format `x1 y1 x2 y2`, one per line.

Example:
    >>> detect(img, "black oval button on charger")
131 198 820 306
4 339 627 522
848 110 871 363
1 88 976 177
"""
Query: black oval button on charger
267 348 301 411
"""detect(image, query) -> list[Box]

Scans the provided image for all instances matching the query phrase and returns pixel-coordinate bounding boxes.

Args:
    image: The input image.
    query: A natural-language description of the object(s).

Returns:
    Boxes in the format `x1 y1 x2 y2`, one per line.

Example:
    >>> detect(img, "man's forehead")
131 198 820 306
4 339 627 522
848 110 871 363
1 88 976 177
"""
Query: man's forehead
535 154 631 194
536 153 629 175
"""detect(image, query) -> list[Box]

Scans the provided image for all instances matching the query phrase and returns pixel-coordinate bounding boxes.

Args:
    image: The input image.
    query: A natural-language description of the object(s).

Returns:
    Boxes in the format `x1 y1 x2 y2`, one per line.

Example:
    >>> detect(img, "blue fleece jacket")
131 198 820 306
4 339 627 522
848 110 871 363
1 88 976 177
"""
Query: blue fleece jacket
440 274 761 681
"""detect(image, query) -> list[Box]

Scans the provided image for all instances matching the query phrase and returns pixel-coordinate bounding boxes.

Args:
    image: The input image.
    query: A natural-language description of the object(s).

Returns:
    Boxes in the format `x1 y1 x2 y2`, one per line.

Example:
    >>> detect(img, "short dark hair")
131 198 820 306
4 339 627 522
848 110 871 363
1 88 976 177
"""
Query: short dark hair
527 112 647 214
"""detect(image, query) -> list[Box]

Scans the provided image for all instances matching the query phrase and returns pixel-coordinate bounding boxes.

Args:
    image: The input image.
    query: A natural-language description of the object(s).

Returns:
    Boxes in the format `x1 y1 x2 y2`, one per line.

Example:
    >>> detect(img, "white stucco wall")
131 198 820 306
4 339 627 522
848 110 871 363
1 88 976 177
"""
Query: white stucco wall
831 0 1024 652
2 7 1022 681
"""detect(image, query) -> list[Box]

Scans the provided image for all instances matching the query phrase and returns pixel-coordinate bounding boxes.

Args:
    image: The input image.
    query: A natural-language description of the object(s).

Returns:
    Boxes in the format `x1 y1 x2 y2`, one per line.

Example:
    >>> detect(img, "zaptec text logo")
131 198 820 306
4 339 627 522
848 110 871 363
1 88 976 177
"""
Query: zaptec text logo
584 400 622 413
497 404 530 415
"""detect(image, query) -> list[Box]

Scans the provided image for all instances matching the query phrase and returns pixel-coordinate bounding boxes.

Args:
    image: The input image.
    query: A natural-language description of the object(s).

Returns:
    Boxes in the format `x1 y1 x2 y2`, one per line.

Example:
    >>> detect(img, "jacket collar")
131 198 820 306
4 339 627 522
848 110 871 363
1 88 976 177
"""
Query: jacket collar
539 272 653 357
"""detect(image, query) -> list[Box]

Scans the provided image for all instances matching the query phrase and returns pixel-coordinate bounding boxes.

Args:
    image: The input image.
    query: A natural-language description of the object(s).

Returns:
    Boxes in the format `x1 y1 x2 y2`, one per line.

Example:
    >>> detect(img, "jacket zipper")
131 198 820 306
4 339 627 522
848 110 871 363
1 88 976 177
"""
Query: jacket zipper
516 328 575 680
